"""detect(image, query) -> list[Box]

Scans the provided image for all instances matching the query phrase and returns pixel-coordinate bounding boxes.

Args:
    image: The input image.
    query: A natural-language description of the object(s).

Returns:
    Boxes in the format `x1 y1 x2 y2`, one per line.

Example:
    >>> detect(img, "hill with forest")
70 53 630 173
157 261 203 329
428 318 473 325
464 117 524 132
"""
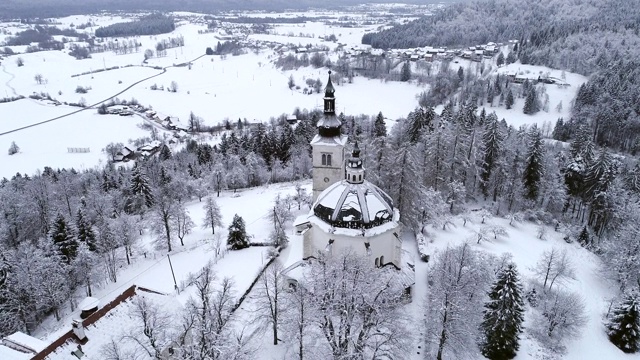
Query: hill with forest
363 0 640 153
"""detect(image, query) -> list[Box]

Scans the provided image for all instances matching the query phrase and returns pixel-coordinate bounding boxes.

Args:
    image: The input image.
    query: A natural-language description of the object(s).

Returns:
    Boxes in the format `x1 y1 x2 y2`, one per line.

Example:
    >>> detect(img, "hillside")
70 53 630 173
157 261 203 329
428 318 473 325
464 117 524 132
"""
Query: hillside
363 0 640 153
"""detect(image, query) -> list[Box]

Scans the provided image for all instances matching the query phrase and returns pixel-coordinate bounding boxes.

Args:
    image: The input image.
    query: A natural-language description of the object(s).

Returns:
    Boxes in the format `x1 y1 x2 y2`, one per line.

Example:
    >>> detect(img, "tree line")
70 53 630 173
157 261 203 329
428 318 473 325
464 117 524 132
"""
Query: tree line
94 14 175 38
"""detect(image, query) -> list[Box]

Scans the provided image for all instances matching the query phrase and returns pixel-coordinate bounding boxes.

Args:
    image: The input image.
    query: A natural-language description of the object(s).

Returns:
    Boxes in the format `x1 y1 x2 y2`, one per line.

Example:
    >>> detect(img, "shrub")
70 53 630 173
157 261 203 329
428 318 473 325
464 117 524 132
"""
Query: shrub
8 141 19 155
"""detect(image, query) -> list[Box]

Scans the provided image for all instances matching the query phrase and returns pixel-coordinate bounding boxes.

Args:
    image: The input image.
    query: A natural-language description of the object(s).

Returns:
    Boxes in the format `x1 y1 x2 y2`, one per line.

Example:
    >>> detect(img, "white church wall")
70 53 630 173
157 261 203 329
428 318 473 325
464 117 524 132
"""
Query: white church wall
303 224 402 268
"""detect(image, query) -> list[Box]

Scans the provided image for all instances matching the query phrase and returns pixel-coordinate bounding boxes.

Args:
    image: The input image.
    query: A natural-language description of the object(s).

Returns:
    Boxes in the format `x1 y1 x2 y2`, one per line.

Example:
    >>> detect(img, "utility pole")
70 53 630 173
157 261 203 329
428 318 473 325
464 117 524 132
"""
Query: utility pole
167 254 179 293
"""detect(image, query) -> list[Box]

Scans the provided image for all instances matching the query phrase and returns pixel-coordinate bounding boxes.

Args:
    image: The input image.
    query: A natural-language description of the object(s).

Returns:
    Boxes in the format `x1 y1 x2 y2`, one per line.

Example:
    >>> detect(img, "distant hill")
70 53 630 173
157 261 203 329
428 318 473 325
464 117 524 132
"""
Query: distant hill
363 0 640 153
0 0 462 19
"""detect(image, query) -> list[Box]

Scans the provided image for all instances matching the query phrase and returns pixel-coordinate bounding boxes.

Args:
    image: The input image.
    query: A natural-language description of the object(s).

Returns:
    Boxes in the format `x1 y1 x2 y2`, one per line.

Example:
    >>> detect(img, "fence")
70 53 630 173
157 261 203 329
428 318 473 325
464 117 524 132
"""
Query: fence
67 147 90 153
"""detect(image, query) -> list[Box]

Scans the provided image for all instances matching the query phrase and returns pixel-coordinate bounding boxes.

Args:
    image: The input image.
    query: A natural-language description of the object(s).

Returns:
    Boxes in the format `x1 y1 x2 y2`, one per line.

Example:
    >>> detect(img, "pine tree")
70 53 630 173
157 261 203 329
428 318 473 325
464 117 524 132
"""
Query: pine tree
50 213 78 263
479 113 504 198
400 61 412 82
523 87 539 115
505 89 514 110
130 166 154 207
522 126 545 201
202 197 223 235
373 111 387 137
577 226 590 246
75 209 97 251
227 214 249 250
606 290 640 353
406 107 435 143
497 52 505 66
480 264 525 360
159 144 172 160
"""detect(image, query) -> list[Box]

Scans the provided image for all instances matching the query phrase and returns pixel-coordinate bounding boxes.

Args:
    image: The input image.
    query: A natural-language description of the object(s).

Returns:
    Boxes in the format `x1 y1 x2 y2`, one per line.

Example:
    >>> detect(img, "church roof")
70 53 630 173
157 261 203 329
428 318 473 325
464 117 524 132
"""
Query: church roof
312 180 397 229
310 133 348 146
315 115 343 131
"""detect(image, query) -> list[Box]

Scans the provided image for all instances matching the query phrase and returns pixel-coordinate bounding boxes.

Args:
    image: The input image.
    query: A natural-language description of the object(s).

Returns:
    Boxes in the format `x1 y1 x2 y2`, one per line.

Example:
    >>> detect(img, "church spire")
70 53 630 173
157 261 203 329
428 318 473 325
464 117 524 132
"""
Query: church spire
317 70 341 137
324 71 336 115
346 142 364 184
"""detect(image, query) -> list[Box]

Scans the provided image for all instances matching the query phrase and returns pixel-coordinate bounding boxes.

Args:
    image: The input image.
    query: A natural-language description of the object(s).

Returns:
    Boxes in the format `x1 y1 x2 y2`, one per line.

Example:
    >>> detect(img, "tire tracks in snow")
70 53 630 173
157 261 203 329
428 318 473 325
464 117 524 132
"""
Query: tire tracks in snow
0 54 206 137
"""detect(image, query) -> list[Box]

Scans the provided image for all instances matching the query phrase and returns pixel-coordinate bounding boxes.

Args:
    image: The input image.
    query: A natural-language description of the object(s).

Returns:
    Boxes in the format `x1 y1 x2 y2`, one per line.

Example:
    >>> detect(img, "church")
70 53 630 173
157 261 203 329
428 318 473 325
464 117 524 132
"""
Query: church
290 71 414 291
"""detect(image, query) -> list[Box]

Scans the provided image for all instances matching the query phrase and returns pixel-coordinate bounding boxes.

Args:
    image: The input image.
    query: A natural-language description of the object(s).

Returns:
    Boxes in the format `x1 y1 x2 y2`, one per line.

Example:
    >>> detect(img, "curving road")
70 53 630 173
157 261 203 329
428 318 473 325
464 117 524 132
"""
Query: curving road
0 54 205 137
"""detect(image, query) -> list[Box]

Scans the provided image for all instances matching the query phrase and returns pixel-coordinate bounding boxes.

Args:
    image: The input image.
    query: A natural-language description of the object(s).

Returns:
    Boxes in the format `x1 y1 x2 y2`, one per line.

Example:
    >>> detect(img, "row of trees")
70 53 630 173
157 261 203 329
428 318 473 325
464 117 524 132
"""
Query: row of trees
94 14 175 38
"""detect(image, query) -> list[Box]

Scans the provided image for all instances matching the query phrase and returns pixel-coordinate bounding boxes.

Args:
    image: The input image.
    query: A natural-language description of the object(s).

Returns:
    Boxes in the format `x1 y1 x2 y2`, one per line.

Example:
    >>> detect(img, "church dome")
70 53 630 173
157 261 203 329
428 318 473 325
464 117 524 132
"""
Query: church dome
312 180 395 229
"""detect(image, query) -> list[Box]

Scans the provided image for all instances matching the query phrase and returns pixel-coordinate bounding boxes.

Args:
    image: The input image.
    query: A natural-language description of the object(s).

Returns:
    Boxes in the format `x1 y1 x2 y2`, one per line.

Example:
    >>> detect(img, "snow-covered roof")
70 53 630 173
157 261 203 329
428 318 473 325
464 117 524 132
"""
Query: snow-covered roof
316 114 342 129
310 134 348 146
4 332 48 353
0 345 31 360
312 179 398 229
78 297 99 311
43 289 179 360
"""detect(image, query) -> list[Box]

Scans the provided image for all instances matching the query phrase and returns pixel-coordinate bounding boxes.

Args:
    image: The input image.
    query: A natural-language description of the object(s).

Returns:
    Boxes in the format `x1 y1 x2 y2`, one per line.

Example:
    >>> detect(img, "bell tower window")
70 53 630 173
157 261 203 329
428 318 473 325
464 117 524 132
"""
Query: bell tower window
321 153 332 166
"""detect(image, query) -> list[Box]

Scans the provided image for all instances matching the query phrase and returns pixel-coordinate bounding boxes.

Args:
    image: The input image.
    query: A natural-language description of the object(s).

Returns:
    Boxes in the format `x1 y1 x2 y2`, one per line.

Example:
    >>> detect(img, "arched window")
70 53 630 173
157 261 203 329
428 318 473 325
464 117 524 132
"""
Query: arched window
358 175 362 181
321 154 327 165
326 154 332 166
375 257 380 267
380 255 385 266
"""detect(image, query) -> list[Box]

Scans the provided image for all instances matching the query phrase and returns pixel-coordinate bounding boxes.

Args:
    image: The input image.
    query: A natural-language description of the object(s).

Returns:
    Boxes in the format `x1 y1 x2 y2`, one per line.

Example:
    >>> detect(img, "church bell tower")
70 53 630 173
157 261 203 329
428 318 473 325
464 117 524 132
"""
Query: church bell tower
311 71 347 202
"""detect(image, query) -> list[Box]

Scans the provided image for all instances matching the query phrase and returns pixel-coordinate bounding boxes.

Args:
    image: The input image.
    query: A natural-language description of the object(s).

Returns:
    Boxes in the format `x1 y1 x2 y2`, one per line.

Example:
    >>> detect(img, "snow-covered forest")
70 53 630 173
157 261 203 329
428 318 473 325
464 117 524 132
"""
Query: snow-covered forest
1 0 640 358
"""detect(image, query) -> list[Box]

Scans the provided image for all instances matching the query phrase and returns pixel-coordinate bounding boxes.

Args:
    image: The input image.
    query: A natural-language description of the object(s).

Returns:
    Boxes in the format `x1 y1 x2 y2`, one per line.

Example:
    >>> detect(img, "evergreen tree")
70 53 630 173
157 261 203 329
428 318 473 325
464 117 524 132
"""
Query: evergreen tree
480 113 504 198
480 264 525 360
130 166 154 208
400 61 412 82
522 126 545 201
75 209 96 251
227 214 249 250
406 106 436 143
505 89 514 110
50 213 77 263
497 52 505 66
506 51 516 65
577 226 590 246
606 290 640 353
373 111 387 137
523 87 539 115
158 144 172 161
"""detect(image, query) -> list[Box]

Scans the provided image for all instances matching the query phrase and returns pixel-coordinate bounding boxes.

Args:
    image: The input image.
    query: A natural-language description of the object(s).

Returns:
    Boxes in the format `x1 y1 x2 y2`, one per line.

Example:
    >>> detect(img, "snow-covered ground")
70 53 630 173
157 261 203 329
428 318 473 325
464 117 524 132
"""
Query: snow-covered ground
0 14 424 178
490 63 587 129
36 181 308 343
416 215 633 360
0 100 158 179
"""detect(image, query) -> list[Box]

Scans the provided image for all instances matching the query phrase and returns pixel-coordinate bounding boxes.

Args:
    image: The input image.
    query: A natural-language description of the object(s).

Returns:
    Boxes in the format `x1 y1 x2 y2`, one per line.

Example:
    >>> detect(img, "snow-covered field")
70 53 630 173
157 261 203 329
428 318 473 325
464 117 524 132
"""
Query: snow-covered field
0 14 424 178
490 63 587 129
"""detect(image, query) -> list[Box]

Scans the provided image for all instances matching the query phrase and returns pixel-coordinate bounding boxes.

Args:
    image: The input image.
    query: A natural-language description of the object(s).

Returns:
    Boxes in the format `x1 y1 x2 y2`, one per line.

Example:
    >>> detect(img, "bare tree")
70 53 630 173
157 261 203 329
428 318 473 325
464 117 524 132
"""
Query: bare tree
254 261 285 345
103 142 124 162
530 289 587 351
174 205 194 247
426 243 493 360
202 197 223 235
303 251 413 359
125 295 174 359
150 192 177 252
282 281 312 360
34 74 44 85
534 248 576 292
181 263 238 360
114 215 138 265
169 81 178 93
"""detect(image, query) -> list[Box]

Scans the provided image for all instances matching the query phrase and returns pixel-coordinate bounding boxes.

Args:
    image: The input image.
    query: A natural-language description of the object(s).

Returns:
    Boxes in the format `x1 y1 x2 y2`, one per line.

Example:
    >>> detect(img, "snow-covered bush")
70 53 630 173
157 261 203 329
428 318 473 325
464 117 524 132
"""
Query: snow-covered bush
529 289 587 353
7 141 19 155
